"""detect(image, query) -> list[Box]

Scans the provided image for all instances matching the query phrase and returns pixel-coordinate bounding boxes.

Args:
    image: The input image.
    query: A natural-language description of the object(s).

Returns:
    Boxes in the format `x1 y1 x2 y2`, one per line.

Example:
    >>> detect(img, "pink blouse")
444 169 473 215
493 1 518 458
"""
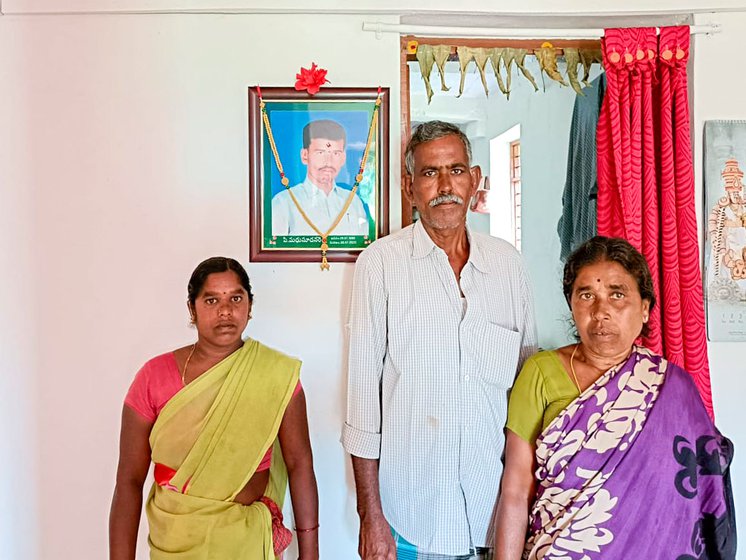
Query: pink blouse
125 351 301 472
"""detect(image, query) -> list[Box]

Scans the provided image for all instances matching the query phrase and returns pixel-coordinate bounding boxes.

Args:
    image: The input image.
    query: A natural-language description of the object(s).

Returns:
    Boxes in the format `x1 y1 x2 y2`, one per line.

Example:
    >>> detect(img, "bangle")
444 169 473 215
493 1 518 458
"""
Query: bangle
294 524 319 533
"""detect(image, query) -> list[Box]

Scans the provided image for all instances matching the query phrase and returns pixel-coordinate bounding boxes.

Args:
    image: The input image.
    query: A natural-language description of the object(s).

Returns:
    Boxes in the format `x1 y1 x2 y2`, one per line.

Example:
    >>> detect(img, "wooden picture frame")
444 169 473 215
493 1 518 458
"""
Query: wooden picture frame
248 87 390 263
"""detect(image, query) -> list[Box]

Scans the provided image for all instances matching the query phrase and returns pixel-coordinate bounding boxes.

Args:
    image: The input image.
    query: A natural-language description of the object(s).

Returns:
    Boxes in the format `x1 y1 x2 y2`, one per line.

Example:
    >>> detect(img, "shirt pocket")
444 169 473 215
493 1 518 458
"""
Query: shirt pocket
470 321 522 388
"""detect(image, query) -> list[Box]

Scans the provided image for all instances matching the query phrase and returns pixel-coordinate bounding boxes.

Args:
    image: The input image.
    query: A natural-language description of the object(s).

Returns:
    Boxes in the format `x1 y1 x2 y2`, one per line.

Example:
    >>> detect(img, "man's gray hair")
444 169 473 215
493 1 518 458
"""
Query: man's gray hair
404 121 472 176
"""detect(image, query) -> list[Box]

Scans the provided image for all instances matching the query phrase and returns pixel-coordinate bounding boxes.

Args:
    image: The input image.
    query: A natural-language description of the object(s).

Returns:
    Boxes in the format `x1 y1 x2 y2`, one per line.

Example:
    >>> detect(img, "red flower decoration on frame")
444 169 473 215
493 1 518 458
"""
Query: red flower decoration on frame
294 63 330 95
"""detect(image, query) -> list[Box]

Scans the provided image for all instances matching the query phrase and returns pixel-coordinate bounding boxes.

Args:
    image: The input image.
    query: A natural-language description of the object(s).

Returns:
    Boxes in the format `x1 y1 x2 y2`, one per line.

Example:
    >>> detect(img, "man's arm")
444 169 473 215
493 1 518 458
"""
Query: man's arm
341 248 394 559
351 456 396 560
517 263 539 370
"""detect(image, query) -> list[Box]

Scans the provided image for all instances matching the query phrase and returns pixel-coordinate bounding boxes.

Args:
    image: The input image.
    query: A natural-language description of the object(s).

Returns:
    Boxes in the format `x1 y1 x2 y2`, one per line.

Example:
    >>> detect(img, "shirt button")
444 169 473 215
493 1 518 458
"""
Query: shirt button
464 375 470 381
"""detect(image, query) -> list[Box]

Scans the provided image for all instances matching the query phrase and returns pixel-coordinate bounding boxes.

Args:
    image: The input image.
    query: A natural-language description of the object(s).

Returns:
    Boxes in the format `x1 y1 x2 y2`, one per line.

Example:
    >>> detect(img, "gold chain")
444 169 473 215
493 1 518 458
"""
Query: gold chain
569 343 582 392
258 88 382 270
181 342 197 385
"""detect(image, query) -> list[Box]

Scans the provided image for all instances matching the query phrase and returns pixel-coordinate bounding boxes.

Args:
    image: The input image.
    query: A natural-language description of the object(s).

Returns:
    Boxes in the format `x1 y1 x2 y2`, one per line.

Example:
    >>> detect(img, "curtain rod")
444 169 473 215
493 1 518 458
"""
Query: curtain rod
362 21 721 39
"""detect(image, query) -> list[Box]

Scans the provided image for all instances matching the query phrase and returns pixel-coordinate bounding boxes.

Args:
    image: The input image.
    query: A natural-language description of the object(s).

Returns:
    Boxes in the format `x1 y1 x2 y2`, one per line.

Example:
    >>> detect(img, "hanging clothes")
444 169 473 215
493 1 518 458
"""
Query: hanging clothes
557 73 606 260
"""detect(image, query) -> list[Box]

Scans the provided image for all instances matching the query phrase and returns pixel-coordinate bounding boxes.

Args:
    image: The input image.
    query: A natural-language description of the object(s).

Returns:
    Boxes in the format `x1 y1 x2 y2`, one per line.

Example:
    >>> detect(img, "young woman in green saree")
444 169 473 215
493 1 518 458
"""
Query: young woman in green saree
109 257 319 559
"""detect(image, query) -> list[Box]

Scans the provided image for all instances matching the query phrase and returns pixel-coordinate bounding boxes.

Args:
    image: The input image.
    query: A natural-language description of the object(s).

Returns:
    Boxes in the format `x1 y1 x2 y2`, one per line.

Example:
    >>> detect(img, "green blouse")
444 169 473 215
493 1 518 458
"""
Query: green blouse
506 350 580 444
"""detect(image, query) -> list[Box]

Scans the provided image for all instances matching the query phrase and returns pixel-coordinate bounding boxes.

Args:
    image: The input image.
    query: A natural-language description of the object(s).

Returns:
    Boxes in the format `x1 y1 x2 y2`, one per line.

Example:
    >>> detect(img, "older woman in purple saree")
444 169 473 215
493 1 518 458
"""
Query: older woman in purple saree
495 236 735 560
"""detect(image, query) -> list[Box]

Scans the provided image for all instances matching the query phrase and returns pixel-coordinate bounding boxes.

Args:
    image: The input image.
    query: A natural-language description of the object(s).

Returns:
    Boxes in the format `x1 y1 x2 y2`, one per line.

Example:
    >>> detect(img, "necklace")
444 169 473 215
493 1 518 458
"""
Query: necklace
181 343 197 385
257 85 382 271
569 343 582 391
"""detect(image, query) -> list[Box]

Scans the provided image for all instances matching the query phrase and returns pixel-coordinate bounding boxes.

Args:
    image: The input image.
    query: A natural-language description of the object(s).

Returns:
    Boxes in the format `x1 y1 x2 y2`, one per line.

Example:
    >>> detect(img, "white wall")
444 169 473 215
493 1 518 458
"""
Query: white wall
693 11 746 552
0 12 398 559
1 5 744 560
0 21 39 560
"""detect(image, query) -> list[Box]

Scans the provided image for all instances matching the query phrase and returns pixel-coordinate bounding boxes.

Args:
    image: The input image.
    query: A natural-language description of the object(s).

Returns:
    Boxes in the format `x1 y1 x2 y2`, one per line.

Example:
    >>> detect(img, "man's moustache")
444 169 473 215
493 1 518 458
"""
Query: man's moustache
429 194 464 207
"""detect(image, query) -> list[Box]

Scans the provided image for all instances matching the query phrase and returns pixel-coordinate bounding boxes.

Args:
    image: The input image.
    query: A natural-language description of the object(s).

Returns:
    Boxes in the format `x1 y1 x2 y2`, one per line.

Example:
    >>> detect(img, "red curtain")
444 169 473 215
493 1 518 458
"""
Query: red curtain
596 26 713 417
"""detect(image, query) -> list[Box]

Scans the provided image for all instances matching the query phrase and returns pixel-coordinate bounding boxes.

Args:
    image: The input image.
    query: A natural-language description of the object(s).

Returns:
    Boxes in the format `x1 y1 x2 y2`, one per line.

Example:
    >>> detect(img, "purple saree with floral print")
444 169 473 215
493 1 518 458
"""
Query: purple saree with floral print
525 347 735 560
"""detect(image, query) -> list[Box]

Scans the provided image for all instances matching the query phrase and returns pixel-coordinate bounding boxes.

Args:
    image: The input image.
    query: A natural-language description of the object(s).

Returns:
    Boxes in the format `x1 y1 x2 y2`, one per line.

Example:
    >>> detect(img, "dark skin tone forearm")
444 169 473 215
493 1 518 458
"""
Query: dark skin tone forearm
494 431 537 560
109 406 153 560
351 456 396 560
279 389 319 560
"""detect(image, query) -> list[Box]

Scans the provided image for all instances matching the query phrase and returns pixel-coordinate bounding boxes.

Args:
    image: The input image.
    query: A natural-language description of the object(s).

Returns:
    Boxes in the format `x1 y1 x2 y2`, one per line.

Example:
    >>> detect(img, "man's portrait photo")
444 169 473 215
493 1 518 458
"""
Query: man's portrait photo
271 119 369 237
249 87 389 263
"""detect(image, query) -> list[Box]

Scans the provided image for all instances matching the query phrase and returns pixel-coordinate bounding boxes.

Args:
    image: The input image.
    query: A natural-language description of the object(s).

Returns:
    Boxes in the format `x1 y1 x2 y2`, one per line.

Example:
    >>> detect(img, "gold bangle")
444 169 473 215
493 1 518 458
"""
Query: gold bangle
294 524 319 533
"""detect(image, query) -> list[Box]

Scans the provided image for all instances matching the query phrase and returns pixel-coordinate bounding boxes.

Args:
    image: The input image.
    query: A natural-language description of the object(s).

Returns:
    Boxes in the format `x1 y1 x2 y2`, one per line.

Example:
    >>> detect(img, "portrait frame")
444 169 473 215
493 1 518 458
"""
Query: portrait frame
248 87 390 263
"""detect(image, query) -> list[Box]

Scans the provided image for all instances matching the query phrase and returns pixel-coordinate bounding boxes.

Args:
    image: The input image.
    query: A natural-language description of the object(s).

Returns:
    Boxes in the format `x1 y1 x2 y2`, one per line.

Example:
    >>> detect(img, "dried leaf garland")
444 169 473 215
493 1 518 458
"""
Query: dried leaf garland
564 48 584 95
536 44 568 88
489 48 509 96
511 49 539 93
415 44 436 104
472 47 491 97
580 49 603 85
456 46 474 97
432 45 452 92
411 42 603 101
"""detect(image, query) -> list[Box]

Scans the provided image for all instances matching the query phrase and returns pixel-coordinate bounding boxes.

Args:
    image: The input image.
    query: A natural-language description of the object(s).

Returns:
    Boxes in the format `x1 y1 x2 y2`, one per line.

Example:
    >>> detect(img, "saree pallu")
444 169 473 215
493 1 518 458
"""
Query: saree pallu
145 339 300 559
525 347 735 560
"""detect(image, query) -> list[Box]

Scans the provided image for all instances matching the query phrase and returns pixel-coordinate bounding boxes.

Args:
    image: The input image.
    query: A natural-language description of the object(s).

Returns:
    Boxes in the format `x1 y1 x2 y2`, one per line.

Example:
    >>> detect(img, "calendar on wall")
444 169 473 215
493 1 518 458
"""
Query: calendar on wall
704 121 746 341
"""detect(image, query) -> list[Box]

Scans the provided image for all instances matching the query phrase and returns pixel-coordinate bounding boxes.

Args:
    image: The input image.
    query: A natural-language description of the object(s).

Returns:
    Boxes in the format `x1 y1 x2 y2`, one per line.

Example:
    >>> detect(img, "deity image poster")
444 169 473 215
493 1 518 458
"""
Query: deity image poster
704 120 746 341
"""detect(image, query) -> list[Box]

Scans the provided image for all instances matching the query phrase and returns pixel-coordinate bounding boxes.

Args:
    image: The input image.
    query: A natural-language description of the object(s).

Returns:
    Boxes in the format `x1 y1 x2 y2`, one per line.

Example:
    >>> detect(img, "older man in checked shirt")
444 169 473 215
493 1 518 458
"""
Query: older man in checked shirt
342 120 537 560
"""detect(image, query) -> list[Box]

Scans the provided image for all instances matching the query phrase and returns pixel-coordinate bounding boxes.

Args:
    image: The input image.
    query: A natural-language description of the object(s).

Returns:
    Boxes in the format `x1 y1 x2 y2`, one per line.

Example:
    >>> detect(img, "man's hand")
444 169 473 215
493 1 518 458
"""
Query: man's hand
350 456 396 559
358 512 396 560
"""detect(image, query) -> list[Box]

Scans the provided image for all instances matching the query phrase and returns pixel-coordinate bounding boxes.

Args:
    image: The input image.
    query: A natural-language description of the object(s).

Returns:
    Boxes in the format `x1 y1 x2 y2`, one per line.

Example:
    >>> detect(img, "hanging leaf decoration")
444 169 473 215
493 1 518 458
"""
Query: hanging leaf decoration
432 45 452 92
564 48 584 95
489 48 509 96
580 48 603 85
472 47 491 98
536 43 568 89
411 41 603 101
501 48 517 98
513 49 539 92
456 46 475 98
415 44 436 104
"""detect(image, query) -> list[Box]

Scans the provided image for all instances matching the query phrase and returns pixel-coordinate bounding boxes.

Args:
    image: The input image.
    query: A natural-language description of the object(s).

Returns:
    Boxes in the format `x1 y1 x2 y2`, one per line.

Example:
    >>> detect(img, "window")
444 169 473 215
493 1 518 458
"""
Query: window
510 140 522 251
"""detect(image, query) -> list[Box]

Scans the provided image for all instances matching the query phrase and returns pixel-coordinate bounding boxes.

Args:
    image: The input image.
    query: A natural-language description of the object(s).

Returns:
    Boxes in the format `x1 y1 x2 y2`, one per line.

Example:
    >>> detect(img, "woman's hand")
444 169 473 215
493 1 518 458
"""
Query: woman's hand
279 388 320 560
494 430 537 560
109 406 153 560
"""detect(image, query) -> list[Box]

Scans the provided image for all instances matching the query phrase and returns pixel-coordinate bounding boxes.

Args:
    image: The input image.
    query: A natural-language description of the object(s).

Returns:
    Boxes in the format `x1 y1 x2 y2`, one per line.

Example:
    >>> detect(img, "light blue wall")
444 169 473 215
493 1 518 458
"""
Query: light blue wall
482 73 582 348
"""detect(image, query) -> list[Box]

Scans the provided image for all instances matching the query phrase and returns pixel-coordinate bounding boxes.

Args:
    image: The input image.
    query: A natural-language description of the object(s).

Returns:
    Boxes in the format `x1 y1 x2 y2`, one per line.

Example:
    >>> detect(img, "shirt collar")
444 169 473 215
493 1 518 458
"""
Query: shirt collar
302 176 338 196
411 220 489 274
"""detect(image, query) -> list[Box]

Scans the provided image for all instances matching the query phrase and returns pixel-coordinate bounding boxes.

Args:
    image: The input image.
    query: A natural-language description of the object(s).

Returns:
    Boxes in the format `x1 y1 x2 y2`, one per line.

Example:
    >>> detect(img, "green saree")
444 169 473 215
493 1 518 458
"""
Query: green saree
145 339 300 559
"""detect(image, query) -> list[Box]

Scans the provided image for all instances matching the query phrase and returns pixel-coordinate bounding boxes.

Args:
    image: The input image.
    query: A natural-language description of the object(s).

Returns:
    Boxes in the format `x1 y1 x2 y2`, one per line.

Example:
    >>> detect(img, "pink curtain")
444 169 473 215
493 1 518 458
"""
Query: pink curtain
596 26 714 417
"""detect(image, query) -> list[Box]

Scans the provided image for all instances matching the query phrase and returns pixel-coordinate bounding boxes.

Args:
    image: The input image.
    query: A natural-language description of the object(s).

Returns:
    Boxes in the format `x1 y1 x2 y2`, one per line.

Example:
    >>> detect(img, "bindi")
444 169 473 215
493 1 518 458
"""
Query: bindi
326 142 331 148
596 278 602 283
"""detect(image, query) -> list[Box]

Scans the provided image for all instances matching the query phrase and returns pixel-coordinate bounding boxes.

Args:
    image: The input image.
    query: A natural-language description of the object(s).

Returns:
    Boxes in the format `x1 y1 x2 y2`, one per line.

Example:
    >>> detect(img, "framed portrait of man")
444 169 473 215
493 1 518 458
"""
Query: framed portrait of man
248 87 390 263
